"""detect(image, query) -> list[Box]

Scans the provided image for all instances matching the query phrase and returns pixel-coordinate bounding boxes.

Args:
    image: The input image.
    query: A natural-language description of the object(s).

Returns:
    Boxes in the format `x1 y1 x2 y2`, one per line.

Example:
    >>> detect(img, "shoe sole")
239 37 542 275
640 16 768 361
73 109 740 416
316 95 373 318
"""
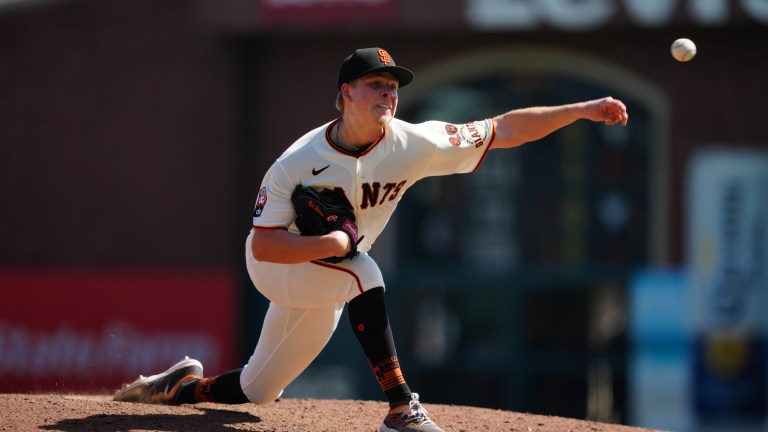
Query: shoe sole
379 423 444 432
114 357 203 402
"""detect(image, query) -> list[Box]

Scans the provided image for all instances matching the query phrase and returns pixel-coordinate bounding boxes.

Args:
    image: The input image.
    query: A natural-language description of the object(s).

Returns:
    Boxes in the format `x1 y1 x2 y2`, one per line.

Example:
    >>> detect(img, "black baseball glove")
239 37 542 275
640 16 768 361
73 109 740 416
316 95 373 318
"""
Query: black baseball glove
291 184 362 263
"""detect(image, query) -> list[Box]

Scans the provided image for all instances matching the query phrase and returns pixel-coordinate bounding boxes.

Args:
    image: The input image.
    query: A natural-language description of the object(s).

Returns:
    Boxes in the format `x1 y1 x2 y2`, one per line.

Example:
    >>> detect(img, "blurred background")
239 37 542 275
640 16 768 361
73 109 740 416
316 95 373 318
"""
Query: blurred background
1 0 767 431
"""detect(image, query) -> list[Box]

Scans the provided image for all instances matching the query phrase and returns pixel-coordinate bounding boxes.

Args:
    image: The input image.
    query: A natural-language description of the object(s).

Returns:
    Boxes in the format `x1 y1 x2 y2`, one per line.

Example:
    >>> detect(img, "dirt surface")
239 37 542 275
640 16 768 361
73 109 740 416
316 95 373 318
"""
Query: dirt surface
0 393 666 432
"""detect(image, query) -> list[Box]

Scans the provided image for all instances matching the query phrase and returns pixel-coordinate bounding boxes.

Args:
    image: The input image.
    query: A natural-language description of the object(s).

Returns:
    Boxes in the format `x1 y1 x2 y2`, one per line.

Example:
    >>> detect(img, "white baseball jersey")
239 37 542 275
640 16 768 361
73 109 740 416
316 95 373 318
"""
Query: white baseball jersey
252 117 496 253
239 117 495 404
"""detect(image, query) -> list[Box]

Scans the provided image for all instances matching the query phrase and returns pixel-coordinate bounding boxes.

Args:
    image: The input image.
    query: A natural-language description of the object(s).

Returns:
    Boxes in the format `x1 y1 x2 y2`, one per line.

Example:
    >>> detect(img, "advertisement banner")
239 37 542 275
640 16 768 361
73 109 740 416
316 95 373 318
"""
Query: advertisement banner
687 148 768 427
259 0 394 26
466 0 768 31
0 269 238 394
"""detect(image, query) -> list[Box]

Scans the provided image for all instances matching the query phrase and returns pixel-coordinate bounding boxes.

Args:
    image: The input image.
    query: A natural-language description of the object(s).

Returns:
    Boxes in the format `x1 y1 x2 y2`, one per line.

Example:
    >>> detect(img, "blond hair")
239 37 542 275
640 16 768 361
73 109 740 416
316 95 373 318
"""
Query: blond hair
335 91 344 113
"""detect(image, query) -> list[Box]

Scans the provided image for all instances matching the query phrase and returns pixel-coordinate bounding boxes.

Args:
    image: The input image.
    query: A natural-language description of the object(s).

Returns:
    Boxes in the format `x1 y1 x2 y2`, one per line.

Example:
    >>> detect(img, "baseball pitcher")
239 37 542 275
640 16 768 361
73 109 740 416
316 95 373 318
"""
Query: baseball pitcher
113 47 628 432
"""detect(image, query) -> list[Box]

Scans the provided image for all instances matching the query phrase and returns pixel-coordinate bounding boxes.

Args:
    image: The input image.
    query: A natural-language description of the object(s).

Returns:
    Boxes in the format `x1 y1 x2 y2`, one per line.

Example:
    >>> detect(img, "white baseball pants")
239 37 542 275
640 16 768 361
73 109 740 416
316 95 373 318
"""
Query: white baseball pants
240 231 384 404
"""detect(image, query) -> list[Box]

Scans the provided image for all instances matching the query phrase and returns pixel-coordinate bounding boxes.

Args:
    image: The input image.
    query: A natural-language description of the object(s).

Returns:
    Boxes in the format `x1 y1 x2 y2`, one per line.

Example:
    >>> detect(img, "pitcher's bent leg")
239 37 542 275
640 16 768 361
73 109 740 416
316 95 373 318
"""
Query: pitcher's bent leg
239 301 344 404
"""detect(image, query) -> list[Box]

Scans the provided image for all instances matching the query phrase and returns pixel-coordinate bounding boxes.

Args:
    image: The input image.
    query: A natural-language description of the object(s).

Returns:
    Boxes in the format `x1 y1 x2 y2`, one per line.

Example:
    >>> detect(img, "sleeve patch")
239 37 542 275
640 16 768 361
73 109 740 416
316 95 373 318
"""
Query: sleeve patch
253 187 267 218
459 121 490 148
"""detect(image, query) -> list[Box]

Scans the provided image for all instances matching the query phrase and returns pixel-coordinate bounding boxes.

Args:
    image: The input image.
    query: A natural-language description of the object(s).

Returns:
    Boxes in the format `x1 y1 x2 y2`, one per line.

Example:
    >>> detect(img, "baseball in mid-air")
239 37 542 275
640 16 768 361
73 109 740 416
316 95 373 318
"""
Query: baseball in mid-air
671 38 697 62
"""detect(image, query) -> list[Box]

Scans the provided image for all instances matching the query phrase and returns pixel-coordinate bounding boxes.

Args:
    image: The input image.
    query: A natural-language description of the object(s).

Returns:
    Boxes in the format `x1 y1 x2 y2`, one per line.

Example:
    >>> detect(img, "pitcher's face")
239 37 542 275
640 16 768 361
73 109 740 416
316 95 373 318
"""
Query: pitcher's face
345 72 399 125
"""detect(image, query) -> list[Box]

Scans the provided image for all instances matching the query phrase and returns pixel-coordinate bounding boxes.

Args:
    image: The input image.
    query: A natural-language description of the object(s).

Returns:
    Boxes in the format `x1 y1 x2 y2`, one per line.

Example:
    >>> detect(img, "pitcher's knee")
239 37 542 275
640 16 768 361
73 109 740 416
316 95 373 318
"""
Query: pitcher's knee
241 384 284 405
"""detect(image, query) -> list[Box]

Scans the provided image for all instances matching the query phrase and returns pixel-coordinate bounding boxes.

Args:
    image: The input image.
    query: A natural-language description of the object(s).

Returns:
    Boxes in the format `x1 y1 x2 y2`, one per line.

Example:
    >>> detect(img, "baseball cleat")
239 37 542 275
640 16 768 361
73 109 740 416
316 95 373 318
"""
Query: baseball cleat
379 393 445 432
113 356 203 405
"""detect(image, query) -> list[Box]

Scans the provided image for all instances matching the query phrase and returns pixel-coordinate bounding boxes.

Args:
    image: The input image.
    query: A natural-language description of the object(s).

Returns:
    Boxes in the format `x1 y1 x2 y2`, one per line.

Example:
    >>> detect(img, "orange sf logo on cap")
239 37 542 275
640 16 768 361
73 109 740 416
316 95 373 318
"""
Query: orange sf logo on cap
377 49 391 65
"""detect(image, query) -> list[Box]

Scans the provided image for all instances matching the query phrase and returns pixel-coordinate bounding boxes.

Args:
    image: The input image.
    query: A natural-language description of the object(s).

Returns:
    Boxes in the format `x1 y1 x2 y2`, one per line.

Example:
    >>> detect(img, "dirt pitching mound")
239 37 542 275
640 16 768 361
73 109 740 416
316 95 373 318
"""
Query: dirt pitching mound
0 393 665 432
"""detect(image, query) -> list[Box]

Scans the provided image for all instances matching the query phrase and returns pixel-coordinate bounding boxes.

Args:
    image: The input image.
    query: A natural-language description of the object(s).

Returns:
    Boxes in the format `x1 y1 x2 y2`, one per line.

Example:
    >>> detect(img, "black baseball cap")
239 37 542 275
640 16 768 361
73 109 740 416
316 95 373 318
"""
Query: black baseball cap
337 47 414 89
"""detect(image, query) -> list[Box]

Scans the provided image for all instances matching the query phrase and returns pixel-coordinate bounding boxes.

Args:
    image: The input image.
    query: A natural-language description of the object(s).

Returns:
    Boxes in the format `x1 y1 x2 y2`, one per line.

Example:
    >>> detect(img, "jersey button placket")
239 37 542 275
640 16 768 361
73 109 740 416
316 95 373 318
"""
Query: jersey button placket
355 157 364 230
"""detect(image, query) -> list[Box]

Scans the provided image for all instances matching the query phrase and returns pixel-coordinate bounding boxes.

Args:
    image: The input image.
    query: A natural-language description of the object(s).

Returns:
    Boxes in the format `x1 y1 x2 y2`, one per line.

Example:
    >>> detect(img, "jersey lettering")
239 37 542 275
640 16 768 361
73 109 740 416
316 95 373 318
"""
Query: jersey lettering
380 183 396 205
361 183 380 209
391 180 407 200
361 180 408 209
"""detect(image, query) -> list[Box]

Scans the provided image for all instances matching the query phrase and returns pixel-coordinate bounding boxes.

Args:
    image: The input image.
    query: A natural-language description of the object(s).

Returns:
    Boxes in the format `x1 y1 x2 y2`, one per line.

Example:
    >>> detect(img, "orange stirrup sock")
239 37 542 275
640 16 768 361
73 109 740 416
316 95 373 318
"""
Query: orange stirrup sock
194 377 218 403
373 356 407 392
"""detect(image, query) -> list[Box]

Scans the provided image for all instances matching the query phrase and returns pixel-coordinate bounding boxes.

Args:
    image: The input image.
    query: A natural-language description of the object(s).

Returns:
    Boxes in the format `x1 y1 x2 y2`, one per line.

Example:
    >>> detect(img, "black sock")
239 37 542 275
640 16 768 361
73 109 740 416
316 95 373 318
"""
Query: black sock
176 377 199 404
348 287 411 405
177 368 249 404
